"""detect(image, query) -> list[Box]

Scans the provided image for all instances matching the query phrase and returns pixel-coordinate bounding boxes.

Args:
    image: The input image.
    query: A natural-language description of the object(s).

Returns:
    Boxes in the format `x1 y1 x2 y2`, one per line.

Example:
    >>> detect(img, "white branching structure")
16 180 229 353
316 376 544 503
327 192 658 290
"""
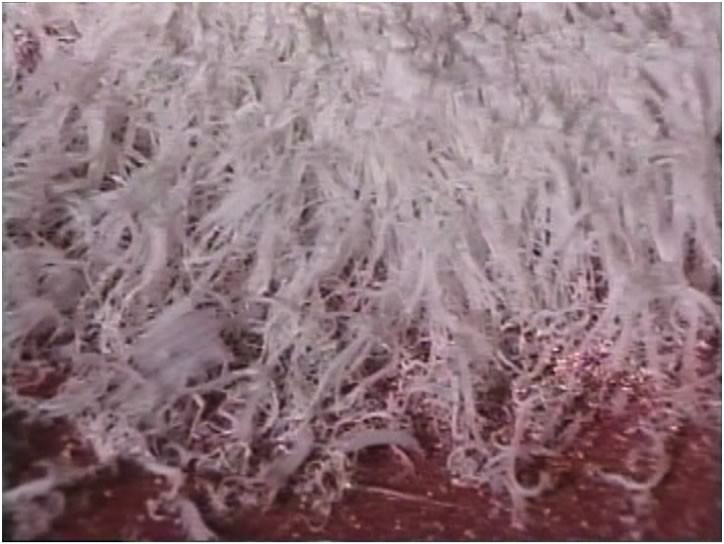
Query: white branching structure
2 3 721 535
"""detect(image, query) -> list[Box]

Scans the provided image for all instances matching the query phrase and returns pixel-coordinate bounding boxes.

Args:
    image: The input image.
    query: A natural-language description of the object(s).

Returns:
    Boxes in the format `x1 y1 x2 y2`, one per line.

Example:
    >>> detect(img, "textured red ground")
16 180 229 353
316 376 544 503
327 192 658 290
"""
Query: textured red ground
5 404 720 541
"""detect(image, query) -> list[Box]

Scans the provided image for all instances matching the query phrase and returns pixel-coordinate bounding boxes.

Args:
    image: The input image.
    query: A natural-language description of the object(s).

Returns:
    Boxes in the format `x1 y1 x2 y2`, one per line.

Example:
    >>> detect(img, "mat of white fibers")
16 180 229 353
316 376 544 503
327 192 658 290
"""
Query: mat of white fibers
2 3 721 536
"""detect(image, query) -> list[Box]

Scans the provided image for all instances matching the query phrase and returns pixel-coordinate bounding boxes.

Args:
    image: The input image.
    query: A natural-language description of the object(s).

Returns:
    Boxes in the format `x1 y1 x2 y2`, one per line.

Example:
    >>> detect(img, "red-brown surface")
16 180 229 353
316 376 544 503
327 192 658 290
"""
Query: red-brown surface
4 352 721 541
5 403 720 541
206 408 721 541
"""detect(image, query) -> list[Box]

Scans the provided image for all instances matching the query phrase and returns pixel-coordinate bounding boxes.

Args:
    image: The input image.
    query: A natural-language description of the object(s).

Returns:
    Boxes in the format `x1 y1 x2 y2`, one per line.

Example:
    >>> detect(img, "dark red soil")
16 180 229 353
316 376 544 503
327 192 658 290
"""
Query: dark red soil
3 353 721 541
4 402 720 542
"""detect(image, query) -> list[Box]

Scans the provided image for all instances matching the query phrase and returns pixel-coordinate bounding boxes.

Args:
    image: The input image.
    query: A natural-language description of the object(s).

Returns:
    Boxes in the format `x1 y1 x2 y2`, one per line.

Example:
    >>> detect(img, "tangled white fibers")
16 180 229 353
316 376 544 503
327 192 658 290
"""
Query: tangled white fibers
2 3 721 537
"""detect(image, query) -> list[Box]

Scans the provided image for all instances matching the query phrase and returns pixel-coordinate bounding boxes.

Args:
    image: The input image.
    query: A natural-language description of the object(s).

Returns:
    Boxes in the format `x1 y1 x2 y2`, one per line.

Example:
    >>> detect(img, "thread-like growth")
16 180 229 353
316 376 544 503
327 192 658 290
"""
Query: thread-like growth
2 3 721 535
